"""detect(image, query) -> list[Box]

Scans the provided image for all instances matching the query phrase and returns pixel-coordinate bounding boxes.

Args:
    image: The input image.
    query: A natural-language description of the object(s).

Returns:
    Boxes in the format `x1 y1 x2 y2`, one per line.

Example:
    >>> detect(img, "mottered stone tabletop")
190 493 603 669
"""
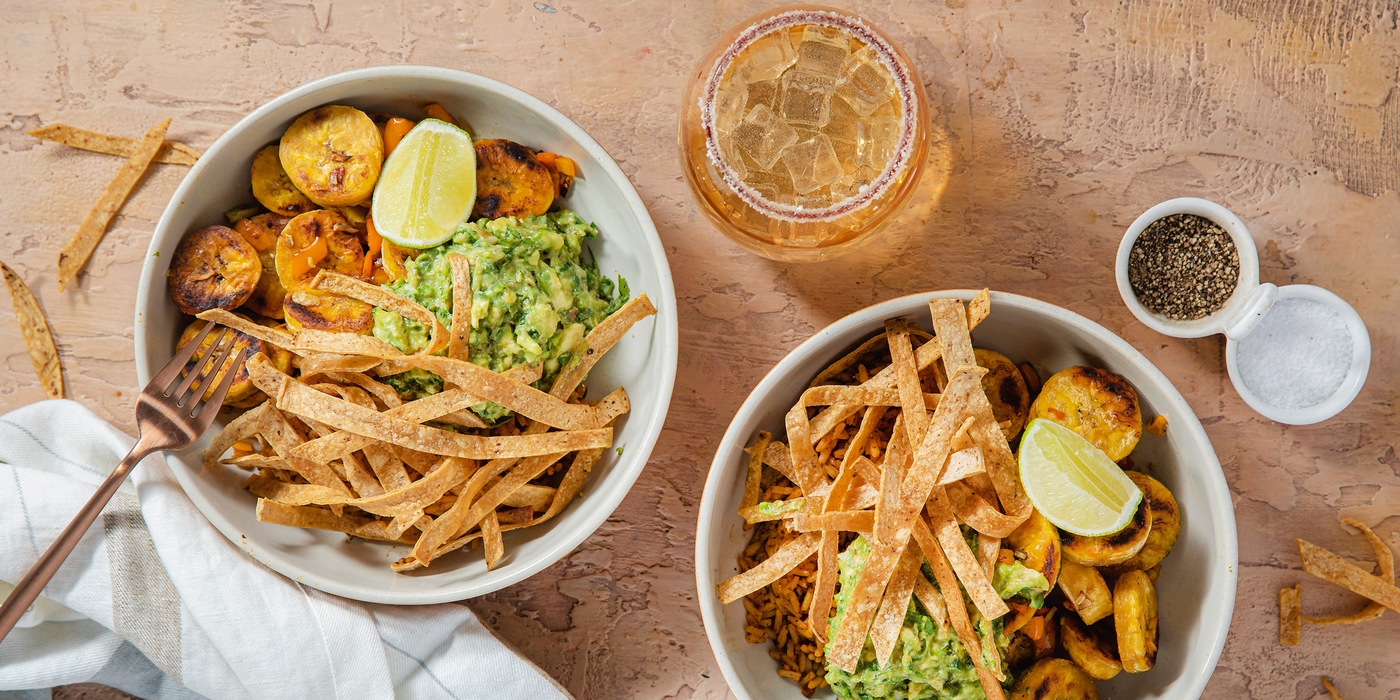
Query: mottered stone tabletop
1 1 1396 698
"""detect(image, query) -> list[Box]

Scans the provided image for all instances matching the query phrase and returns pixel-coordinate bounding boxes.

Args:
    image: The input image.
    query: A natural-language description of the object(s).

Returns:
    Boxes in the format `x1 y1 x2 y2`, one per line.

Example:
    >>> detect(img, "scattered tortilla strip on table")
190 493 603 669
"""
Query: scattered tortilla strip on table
716 532 820 605
57 119 169 291
1304 518 1394 625
1297 539 1400 613
1321 677 1346 700
27 123 201 165
1 262 64 398
1279 584 1301 646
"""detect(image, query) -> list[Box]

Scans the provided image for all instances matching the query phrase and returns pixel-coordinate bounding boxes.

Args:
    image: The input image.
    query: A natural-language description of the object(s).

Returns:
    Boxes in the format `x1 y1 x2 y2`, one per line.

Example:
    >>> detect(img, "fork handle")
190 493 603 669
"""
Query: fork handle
0 439 157 641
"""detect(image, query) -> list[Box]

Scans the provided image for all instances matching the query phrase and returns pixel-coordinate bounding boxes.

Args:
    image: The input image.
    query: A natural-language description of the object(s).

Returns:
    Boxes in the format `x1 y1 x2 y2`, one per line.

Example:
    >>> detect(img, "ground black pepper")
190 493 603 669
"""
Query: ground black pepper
1127 213 1240 320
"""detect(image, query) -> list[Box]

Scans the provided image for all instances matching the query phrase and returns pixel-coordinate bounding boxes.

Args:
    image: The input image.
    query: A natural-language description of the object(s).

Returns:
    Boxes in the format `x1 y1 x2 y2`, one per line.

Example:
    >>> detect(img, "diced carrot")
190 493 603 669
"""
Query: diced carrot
362 213 384 278
383 118 415 158
424 103 457 127
234 217 273 251
535 151 558 168
289 235 328 279
554 155 576 177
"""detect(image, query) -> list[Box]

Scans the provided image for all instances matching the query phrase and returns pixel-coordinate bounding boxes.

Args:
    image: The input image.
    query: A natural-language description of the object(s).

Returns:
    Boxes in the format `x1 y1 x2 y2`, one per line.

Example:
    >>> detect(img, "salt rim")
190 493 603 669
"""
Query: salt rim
699 9 920 224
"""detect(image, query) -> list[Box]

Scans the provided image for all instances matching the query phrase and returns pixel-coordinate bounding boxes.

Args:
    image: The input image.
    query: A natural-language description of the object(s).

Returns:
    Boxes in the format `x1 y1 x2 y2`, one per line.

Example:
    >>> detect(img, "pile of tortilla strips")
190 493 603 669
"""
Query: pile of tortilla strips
198 269 656 573
1279 516 1398 646
716 290 1031 700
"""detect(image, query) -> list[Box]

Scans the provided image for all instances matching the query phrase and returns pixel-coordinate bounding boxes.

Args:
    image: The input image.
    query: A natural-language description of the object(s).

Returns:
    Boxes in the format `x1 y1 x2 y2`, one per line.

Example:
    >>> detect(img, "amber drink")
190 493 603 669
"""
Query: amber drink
679 6 929 261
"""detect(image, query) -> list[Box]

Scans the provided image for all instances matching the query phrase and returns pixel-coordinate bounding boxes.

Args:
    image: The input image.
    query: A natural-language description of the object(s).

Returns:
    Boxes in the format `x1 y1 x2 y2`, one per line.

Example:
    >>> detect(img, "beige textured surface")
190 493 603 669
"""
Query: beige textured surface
2 1 1396 699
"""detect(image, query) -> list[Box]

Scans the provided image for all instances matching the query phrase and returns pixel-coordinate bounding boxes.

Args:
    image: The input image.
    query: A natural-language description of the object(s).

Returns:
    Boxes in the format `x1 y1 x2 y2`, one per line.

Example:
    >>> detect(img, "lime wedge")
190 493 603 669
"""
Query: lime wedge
1018 418 1143 537
371 118 476 249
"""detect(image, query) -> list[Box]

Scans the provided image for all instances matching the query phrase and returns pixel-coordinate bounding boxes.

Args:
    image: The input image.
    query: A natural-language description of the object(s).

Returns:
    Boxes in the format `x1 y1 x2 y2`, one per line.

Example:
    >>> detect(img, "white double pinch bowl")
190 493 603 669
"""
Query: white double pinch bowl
1115 197 1370 425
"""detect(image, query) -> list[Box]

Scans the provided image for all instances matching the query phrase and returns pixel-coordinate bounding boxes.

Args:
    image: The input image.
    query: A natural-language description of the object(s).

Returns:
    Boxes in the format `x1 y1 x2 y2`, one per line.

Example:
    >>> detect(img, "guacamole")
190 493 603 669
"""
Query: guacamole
825 536 1049 700
372 210 627 418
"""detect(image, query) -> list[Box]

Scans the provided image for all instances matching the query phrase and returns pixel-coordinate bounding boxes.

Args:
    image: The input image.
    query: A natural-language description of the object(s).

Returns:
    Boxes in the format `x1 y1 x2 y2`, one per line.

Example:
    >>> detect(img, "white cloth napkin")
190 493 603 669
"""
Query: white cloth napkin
0 400 572 700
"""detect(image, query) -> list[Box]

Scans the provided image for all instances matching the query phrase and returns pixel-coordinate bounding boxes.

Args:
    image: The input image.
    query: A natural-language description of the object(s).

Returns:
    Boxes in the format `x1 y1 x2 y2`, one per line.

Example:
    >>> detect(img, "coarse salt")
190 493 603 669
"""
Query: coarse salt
1236 298 1352 410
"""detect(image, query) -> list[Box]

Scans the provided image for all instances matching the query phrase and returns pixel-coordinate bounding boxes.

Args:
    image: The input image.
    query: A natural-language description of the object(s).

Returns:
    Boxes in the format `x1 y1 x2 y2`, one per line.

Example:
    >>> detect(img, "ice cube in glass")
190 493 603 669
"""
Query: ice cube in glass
835 47 892 115
730 104 799 170
795 25 850 77
745 31 798 82
779 69 837 127
714 81 748 135
781 133 844 194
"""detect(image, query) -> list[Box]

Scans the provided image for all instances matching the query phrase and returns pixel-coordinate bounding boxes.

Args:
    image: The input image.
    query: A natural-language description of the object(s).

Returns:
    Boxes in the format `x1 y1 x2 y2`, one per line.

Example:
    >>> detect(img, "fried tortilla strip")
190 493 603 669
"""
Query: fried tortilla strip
312 270 448 355
967 288 991 327
346 457 471 518
1305 518 1394 625
979 533 1001 584
298 353 382 375
791 510 875 533
1 262 63 399
503 483 556 513
873 416 910 543
809 332 889 388
739 499 806 524
397 355 600 429
26 123 201 165
552 295 656 396
927 486 1007 619
871 542 924 666
289 387 478 462
947 481 1023 537
362 443 412 491
255 499 415 544
911 517 1006 700
809 409 885 640
1321 678 1345 700
244 474 349 506
255 403 353 499
912 576 949 629
740 430 771 516
197 309 296 351
294 329 405 357
57 119 168 291
716 532 821 604
1297 539 1400 613
747 440 796 483
323 371 402 409
203 402 273 467
447 253 471 361
825 535 904 672
225 453 292 471
482 511 504 570
1279 584 1302 646
785 402 830 495
886 318 930 443
939 446 985 485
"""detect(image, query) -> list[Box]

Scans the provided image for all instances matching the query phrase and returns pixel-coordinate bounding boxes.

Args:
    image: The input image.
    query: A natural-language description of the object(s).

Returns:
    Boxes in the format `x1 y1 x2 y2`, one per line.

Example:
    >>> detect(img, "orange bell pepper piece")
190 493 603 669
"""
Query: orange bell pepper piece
384 118 415 157
289 234 328 279
234 217 273 251
362 213 384 279
424 103 458 127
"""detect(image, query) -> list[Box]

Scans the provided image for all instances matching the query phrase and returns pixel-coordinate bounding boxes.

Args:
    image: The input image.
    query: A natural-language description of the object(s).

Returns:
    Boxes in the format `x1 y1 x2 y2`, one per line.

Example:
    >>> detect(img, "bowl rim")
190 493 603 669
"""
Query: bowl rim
132 65 679 604
694 289 1238 700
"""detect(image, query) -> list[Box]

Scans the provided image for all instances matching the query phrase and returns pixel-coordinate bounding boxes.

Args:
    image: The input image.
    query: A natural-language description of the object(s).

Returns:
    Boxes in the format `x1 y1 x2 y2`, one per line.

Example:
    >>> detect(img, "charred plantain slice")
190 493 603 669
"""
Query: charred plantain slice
1062 494 1151 567
275 210 365 292
1058 560 1114 625
177 316 292 404
251 144 315 216
283 288 373 334
976 347 1031 439
1100 472 1181 575
1007 507 1062 588
472 139 555 220
1029 366 1143 461
280 105 383 207
1114 570 1159 673
1060 614 1122 680
168 225 262 316
1010 658 1101 700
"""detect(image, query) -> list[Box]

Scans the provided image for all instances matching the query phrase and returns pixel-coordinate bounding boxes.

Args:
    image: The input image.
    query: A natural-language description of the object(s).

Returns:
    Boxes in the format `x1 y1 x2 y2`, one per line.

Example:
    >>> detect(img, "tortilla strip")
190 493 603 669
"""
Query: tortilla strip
947 482 1023 537
1298 539 1400 613
293 388 494 463
551 295 656 397
224 453 291 471
928 487 1008 619
912 577 949 629
345 457 471 518
255 499 415 544
253 403 353 498
740 499 806 524
497 507 535 526
362 442 412 491
386 511 431 539
791 510 875 533
26 123 201 165
1279 584 1302 646
203 401 273 467
785 402 830 495
197 309 296 351
339 450 385 497
886 319 930 444
504 483 556 513
1 262 63 398
809 407 885 639
57 119 169 291
810 332 889 388
298 353 382 376
939 446 986 485
825 533 904 671
324 371 402 409
874 416 910 543
447 253 471 361
747 440 797 483
433 410 491 430
244 474 349 506
802 384 904 408
294 329 405 357
402 355 600 429
1321 678 1345 700
740 430 772 516
871 542 924 666
482 511 504 570
911 518 1006 700
1304 518 1394 625
967 289 991 328
716 532 821 604
312 270 448 355
979 534 1001 583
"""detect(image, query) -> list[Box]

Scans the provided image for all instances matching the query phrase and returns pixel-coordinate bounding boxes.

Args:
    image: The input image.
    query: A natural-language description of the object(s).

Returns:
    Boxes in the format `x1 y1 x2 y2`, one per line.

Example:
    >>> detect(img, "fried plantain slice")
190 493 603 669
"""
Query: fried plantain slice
251 144 315 216
1114 570 1158 673
1060 614 1122 680
1029 366 1142 461
1062 495 1151 567
177 317 293 404
275 210 365 292
976 347 1031 439
239 214 290 319
1007 507 1062 588
280 105 383 207
1010 658 1100 700
1100 472 1181 576
1058 560 1114 625
472 139 555 220
168 225 262 316
283 288 373 334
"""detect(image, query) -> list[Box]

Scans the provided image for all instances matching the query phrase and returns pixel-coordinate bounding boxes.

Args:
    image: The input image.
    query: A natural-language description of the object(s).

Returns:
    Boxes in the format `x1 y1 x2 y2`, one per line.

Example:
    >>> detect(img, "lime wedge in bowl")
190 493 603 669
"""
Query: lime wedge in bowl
371 118 476 248
1018 418 1143 536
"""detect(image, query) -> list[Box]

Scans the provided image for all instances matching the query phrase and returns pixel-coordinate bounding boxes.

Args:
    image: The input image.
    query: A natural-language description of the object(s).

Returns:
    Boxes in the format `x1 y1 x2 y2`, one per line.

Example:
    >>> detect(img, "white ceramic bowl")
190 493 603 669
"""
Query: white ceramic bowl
134 67 678 604
697 290 1237 700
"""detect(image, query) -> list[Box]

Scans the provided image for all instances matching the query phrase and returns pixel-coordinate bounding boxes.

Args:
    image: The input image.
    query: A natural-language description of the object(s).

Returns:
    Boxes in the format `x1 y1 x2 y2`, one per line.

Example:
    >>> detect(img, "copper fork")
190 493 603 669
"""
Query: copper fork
0 322 247 640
